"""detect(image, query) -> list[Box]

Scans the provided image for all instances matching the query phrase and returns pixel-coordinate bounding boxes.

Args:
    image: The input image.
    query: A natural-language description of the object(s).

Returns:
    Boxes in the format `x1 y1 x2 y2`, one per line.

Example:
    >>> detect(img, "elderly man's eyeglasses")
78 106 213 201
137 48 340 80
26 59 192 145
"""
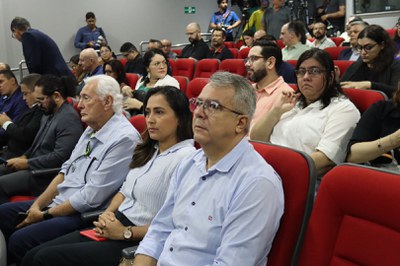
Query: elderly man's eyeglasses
355 43 378 53
295 67 326 78
189 98 242 116
244 55 265 64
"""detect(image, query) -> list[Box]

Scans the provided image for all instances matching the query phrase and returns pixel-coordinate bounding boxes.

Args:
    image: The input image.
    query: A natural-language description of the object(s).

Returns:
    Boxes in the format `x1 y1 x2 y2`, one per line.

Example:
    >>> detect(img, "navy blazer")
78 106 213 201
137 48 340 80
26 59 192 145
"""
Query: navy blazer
22 29 72 77
24 102 83 170
338 48 353 60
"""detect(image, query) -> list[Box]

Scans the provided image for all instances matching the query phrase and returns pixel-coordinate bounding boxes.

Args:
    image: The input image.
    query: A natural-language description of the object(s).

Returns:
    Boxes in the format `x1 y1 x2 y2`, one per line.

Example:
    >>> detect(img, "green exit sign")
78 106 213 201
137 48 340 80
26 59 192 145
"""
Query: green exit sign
184 6 196 14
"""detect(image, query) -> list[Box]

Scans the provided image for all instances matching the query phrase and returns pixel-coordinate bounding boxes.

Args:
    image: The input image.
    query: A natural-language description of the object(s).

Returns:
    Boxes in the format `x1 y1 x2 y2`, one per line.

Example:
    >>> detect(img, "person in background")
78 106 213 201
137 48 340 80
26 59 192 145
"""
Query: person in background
180 22 210 60
339 16 363 45
209 29 234 61
161 39 177 59
210 0 241 41
309 0 346 35
74 12 107 50
77 48 103 93
281 20 311 60
338 20 369 61
251 48 360 176
120 42 144 75
0 74 42 160
253 29 268 42
243 0 270 33
309 21 336 49
147 39 163 51
262 0 290 40
0 63 10 71
340 24 400 97
124 49 179 116
394 17 400 60
69 54 86 88
10 17 72 77
240 29 255 50
132 72 284 266
104 60 132 98
99 45 116 65
347 85 400 171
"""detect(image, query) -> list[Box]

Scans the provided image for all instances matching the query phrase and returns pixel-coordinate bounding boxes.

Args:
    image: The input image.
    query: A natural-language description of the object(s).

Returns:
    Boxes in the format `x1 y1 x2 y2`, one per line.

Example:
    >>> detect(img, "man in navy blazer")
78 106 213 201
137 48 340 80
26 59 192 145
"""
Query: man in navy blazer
338 21 369 61
10 17 72 77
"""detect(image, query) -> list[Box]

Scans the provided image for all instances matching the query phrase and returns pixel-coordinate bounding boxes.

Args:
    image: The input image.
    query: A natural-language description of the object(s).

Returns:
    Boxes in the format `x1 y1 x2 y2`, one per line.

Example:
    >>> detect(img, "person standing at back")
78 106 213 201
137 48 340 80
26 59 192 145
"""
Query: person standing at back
210 0 241 41
262 0 290 40
74 12 107 50
10 17 72 77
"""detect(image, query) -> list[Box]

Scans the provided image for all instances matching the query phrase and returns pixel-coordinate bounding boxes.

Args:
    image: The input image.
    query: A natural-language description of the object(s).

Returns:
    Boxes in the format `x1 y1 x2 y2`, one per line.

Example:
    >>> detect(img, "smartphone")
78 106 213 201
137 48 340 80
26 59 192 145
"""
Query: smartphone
14 211 28 226
80 229 107 242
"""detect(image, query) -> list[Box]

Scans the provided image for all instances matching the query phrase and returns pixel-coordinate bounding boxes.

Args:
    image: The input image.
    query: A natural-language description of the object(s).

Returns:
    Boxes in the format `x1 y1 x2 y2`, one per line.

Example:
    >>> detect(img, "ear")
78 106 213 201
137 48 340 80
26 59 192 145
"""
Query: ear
103 95 113 110
52 91 62 101
235 115 249 134
266 56 276 70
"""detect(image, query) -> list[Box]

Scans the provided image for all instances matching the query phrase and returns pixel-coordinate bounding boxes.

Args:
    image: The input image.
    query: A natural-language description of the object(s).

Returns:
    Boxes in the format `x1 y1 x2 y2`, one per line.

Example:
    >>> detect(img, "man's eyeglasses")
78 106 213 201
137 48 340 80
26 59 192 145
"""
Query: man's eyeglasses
295 67 326 78
355 43 378 53
244 55 265 64
189 98 243 116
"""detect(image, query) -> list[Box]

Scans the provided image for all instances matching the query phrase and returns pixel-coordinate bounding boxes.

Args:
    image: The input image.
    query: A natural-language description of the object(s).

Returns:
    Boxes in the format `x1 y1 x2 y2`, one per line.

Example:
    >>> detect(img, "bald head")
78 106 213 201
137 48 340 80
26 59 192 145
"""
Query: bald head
254 30 267 42
79 48 99 72
187 22 201 33
186 22 202 43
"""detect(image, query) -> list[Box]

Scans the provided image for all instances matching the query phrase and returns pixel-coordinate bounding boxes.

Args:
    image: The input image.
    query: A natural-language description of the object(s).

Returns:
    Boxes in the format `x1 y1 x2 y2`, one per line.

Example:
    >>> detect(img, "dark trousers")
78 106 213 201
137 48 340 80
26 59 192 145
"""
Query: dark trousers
0 201 87 264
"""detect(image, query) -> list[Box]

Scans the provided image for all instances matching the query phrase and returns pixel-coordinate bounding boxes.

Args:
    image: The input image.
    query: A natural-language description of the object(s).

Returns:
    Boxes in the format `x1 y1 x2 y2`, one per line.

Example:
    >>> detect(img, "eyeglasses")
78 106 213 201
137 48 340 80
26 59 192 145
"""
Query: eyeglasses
189 97 243 116
150 61 168 68
295 67 326 78
355 43 378 53
244 55 265 64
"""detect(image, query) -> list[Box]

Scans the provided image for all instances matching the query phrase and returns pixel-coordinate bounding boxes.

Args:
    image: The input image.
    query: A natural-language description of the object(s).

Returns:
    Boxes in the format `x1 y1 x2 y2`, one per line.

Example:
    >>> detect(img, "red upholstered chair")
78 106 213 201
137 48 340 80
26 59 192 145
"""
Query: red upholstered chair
286 60 297 68
173 75 189 94
250 141 316 266
129 115 147 136
219 59 247 77
342 88 388 114
119 58 127 67
333 60 353 78
324 46 348 60
224 41 234 48
386 28 396 38
168 58 176 74
235 40 244 49
239 47 251 59
125 73 139 89
186 78 209 99
298 163 400 266
193 59 220 79
172 49 182 56
288 83 298 92
329 37 345 46
276 39 285 49
172 58 196 80
229 48 239 59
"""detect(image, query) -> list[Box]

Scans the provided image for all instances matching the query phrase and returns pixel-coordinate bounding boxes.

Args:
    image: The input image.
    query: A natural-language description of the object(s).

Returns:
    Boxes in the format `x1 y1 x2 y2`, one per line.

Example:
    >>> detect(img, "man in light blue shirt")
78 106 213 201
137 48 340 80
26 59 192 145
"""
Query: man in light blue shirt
133 72 284 266
0 75 141 264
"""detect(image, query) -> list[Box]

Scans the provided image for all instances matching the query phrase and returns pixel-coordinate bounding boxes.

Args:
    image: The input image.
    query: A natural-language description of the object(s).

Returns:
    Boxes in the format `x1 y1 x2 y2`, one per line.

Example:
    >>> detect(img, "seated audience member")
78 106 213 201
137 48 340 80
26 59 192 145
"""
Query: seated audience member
69 54 86 89
120 42 144 74
99 45 116 65
0 74 42 160
124 49 179 115
104 60 132 98
132 72 284 266
21 86 195 266
339 16 363 45
340 25 400 97
338 20 369 61
347 85 400 171
280 20 311 60
309 21 336 49
210 0 241 41
0 63 10 71
240 29 255 50
74 12 107 50
161 39 177 59
147 39 163 51
394 17 400 60
209 29 234 61
251 48 360 175
0 70 29 126
253 29 267 42
0 75 141 265
0 75 83 203
180 22 210 60
78 48 103 92
245 40 293 129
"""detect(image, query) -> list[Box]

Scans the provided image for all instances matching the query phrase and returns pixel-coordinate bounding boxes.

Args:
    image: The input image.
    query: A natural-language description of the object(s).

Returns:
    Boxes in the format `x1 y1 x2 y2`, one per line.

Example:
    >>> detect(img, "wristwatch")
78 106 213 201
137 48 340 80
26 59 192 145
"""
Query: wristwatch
123 226 132 241
42 209 53 220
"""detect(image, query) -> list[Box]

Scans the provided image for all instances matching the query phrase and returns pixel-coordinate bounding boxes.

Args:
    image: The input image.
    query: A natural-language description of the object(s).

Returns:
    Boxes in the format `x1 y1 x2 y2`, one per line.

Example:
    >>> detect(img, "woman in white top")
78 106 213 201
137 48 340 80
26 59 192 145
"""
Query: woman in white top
123 49 179 115
21 86 195 266
251 48 360 175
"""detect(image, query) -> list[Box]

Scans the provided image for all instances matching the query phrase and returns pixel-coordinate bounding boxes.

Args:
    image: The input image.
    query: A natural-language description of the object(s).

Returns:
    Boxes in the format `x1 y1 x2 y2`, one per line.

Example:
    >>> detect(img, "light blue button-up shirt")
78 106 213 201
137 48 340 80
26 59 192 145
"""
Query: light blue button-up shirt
136 138 284 266
51 114 141 212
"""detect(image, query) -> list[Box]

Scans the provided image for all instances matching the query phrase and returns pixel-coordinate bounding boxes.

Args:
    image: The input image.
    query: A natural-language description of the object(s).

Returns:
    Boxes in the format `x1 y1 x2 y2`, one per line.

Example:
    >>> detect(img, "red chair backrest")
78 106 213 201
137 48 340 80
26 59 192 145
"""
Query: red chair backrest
298 164 400 266
286 60 297 68
250 141 316 266
329 37 345 46
172 49 182 56
219 59 247 77
119 58 128 67
224 41 234 48
125 73 139 88
342 88 388 114
333 60 353 78
173 75 189 94
172 58 196 80
276 39 285 49
386 28 397 38
324 46 348 60
229 48 239 59
288 83 298 92
129 115 147 136
193 59 220 79
239 47 251 59
168 58 176 74
235 40 244 49
186 78 209 99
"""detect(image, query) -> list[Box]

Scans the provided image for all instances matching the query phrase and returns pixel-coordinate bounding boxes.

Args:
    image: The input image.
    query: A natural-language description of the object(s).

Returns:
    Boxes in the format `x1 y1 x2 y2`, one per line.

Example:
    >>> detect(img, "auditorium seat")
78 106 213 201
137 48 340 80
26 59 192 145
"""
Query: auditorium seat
329 37 345 47
172 58 196 80
193 59 220 79
276 39 285 49
386 28 396 38
324 46 348 60
224 41 234 48
172 49 182 56
186 78 209 99
235 40 244 49
119 58 127 67
219 59 247 77
129 115 147 136
125 73 139 88
229 48 239 59
286 60 297 68
239 47 251 59
173 75 189 94
333 60 353 78
342 88 388 114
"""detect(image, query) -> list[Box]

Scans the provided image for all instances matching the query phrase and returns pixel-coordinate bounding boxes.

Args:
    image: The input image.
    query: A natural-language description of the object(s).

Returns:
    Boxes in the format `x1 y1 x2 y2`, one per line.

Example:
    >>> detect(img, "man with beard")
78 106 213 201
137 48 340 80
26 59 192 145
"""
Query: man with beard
0 75 83 203
309 21 336 49
209 29 233 61
180 22 210 60
245 40 293 129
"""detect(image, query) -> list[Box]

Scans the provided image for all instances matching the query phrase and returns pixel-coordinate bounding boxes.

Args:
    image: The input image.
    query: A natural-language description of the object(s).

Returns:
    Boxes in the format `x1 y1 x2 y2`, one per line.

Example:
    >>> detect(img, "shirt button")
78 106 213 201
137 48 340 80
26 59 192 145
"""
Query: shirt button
202 176 206 181
185 227 188 231
170 247 173 252
191 202 196 206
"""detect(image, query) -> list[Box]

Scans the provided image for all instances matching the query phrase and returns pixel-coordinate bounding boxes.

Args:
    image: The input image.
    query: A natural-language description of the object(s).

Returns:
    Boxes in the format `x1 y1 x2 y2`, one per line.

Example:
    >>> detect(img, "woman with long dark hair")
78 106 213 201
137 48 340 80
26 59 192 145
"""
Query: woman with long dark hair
103 59 132 98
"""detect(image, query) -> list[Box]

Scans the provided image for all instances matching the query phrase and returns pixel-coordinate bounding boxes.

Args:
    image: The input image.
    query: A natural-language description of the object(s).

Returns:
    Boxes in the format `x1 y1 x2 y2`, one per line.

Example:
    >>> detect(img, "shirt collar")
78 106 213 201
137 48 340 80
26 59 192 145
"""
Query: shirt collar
256 76 285 94
86 113 125 144
158 139 194 156
211 45 225 54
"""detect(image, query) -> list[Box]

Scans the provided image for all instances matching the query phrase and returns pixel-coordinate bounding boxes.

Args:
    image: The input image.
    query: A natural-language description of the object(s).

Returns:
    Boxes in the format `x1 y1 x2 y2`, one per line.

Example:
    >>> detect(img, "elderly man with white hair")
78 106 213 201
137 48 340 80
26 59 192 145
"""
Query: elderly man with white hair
0 75 141 265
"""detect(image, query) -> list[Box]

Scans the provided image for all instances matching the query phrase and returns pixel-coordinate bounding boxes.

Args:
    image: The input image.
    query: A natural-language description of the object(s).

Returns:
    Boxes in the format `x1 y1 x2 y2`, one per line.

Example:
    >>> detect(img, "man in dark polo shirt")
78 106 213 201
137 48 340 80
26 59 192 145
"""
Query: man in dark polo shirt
180 22 210 60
